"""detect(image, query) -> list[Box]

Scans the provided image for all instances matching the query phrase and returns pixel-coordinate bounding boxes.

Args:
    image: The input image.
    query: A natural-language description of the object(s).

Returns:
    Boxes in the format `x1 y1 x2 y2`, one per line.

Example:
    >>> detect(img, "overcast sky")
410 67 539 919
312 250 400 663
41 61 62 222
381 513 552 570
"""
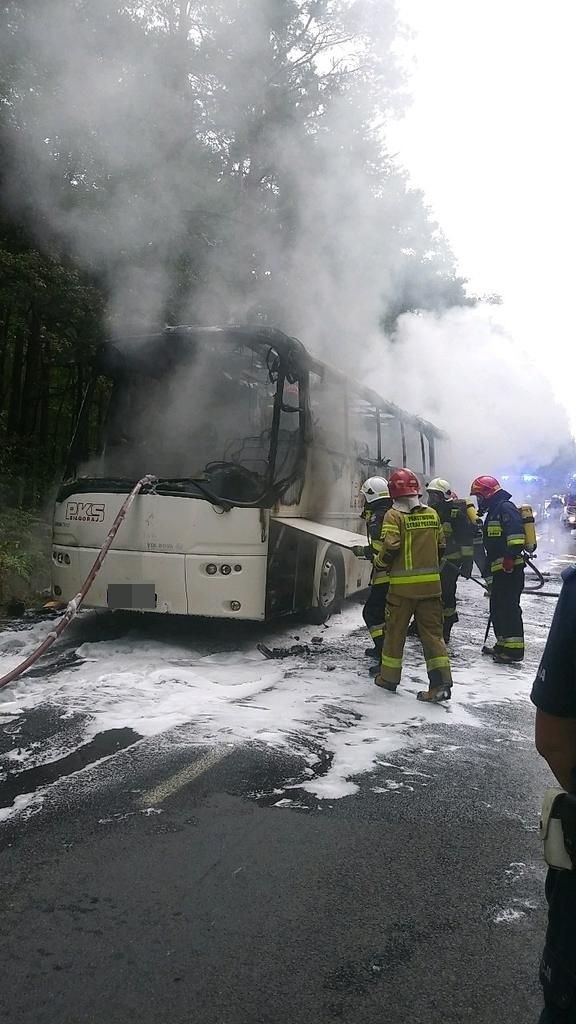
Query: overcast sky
389 0 576 433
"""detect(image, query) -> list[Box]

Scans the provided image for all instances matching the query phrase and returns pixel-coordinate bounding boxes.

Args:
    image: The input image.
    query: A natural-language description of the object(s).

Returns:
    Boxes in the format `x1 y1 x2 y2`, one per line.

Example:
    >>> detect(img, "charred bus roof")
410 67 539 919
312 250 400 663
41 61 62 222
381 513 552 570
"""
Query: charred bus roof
101 324 445 442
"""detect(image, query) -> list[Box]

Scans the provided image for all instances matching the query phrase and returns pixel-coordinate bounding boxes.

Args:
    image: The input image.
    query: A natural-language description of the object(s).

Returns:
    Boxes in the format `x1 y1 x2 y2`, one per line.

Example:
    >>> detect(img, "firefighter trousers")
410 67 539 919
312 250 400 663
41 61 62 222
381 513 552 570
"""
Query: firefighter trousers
441 563 459 630
380 592 452 689
362 583 388 652
490 568 524 661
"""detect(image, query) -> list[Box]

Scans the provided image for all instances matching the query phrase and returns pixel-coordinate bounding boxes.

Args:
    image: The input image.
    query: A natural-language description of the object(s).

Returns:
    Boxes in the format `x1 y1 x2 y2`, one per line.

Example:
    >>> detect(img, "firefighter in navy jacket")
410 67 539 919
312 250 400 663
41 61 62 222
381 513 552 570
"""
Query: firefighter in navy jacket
470 475 525 663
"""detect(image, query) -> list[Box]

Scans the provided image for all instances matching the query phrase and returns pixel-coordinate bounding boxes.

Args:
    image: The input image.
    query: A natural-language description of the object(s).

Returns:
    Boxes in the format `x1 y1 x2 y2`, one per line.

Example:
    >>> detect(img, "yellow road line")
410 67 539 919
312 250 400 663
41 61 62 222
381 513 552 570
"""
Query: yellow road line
141 745 233 807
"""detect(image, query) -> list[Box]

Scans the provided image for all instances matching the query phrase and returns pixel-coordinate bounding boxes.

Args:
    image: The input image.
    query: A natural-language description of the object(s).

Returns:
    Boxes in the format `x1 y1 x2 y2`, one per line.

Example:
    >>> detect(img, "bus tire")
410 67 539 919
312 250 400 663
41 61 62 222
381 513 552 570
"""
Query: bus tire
306 546 344 624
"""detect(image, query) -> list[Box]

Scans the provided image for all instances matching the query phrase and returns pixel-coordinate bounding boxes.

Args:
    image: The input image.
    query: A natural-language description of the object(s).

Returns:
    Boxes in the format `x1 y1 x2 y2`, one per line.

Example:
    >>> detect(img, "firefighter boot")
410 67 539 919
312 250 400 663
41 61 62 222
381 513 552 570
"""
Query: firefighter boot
364 645 381 659
374 675 398 693
365 637 383 664
417 684 452 703
493 651 523 665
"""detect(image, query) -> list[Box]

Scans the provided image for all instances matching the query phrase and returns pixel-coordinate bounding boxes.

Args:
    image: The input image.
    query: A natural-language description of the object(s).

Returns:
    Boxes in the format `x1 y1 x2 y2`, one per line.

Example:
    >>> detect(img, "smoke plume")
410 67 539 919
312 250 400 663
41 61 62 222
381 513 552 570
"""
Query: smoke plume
372 305 569 494
0 0 570 478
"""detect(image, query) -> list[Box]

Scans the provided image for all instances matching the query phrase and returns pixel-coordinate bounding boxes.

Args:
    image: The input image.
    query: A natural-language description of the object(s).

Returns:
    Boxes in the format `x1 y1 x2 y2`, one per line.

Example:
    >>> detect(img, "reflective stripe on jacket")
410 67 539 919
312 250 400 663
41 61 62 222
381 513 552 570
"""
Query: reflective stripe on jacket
365 509 389 585
375 505 445 598
437 499 475 573
482 492 525 575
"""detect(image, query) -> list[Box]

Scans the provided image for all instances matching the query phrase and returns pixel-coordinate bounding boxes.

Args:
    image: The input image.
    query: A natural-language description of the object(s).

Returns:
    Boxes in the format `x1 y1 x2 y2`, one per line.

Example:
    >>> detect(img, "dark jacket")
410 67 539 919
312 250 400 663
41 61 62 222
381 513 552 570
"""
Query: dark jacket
481 489 525 578
363 500 392 586
436 499 475 576
532 565 576 718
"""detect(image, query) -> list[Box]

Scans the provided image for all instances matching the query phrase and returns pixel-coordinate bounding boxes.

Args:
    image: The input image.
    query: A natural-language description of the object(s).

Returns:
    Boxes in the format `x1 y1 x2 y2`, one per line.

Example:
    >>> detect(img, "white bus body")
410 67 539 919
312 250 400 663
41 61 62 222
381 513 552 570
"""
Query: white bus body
52 326 443 620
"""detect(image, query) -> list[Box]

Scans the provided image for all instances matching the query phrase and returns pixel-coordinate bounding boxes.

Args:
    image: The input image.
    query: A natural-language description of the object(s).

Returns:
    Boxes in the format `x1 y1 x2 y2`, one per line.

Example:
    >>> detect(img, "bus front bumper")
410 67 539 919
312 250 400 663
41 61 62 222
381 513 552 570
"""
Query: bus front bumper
51 547 267 619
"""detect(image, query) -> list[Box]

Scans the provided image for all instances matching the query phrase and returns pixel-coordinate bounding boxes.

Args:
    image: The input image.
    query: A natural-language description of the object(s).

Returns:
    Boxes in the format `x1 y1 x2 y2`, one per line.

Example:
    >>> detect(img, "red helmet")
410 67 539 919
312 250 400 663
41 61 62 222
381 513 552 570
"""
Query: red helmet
389 468 420 498
470 475 501 500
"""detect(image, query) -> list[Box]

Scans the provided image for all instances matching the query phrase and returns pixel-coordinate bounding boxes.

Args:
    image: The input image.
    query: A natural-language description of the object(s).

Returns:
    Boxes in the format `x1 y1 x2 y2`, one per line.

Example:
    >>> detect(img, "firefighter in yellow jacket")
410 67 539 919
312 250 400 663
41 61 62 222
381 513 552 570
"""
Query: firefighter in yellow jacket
374 468 453 703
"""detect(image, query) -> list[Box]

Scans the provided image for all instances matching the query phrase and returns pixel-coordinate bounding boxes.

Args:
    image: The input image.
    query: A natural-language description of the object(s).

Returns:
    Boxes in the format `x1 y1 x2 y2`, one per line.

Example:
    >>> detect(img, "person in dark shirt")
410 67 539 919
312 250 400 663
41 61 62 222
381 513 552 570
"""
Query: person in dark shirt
426 477 475 642
532 566 576 1022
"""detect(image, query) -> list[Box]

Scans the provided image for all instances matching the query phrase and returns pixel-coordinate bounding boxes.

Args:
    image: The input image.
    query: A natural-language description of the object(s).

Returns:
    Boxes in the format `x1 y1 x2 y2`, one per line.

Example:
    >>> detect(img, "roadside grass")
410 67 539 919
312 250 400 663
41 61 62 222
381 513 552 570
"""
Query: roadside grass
0 507 51 612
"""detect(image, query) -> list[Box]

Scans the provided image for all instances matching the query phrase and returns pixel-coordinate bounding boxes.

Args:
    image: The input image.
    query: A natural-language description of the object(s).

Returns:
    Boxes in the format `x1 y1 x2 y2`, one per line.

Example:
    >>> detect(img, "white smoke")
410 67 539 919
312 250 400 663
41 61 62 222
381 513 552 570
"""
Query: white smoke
1 0 571 479
1 1 409 343
370 304 569 494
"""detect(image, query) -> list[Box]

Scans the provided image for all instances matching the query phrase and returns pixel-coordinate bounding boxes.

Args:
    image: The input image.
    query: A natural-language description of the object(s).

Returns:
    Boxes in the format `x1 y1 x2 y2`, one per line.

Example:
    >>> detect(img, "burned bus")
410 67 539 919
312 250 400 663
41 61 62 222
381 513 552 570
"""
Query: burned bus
52 326 444 621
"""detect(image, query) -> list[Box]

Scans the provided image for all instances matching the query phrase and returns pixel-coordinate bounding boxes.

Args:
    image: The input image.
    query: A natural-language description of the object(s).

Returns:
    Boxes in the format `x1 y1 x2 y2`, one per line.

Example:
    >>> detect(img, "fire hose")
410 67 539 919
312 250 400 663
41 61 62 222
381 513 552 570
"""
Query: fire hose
0 475 157 692
469 556 548 594
469 557 551 647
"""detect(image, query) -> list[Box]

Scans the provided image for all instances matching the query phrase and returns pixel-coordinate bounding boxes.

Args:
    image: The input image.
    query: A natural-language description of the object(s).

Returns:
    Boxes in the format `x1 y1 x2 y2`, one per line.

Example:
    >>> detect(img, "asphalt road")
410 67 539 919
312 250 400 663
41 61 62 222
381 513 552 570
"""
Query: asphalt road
1 548 569 1024
0 697 552 1024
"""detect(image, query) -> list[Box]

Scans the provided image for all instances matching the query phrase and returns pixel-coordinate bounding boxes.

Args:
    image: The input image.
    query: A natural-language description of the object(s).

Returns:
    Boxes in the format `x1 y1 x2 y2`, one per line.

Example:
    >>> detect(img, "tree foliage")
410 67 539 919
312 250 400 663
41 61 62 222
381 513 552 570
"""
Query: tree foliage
0 0 470 508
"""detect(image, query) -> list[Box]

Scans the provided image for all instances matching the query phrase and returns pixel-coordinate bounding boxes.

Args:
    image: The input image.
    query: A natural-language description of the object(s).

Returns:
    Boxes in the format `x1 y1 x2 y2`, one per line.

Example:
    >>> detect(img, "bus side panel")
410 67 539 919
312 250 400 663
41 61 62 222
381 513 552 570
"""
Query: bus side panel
266 522 316 617
278 446 366 532
311 540 371 601
275 445 372 604
341 547 371 598
266 520 372 617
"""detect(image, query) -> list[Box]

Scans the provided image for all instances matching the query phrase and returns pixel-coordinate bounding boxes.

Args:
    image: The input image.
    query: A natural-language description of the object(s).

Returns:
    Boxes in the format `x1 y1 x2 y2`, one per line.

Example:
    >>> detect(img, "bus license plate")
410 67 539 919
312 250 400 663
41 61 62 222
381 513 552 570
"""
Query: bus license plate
107 584 156 610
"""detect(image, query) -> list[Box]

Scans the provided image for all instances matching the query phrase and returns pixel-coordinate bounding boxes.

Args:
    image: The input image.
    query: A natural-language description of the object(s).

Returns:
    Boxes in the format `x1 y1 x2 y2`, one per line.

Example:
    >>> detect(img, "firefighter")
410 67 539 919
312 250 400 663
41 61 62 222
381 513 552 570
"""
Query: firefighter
356 476 393 660
470 474 525 663
373 468 453 703
426 478 474 642
465 496 488 575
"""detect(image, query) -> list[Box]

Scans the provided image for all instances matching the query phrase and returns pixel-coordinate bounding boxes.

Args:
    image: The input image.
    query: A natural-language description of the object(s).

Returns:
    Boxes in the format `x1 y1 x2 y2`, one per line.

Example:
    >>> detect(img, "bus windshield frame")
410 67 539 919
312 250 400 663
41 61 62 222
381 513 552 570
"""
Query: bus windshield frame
62 327 310 508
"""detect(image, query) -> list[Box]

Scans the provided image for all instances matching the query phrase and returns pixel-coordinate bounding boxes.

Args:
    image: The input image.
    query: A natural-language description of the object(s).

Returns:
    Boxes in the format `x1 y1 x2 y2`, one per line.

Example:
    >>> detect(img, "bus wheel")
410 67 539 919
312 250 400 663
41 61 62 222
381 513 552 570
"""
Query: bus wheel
306 547 344 624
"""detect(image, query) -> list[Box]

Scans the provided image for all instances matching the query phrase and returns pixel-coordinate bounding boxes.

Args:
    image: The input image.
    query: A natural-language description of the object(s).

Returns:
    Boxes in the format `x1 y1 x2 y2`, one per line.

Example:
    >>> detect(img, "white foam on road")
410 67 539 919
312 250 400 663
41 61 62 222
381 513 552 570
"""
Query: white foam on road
0 789 45 824
0 577 558 813
493 908 526 924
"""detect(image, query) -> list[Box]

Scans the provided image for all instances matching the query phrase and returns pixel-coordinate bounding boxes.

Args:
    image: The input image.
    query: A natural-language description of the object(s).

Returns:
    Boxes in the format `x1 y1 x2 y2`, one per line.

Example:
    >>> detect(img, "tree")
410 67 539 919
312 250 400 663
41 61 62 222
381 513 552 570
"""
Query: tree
0 0 470 508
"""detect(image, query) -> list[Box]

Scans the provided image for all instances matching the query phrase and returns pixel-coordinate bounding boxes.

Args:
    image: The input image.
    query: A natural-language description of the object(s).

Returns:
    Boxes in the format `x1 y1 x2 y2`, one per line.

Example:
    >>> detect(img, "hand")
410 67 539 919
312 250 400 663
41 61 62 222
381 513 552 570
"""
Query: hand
459 563 472 580
502 556 515 574
353 545 372 560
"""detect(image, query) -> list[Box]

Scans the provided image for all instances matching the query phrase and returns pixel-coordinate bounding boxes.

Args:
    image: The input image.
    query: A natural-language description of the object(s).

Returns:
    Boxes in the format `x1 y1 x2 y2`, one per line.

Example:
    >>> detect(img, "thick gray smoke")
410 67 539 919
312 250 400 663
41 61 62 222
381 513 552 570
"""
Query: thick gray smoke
1 0 570 477
1 0 411 352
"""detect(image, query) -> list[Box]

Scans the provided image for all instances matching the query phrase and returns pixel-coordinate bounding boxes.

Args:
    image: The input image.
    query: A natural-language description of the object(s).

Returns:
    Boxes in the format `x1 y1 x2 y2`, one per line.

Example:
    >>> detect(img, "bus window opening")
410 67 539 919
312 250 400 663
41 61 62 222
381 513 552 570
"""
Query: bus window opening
70 335 306 505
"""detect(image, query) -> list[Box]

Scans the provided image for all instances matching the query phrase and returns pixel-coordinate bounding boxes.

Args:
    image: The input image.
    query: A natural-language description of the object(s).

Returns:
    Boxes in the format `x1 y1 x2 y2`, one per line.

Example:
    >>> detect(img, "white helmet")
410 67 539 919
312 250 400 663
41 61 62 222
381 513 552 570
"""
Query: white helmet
361 476 390 503
426 477 453 499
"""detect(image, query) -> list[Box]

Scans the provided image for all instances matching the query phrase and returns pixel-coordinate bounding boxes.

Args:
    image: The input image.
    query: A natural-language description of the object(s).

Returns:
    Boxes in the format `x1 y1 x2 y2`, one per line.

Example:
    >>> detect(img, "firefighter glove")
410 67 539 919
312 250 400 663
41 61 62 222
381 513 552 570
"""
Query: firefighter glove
460 559 473 580
502 555 515 573
352 545 372 560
